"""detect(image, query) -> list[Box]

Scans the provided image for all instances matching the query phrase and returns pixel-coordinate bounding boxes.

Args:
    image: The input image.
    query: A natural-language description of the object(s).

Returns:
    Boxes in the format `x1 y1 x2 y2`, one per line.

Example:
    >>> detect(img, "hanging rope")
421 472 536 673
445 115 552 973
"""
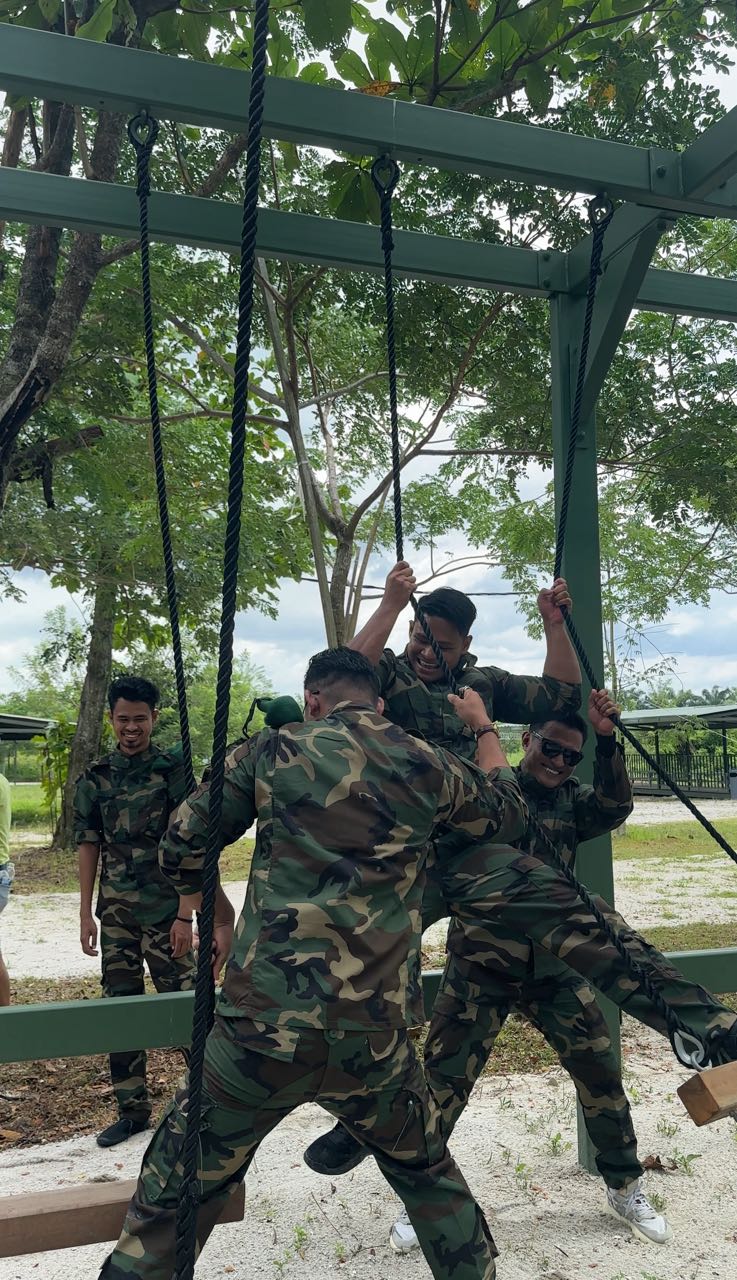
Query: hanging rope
127 112 196 799
370 154 728 1071
552 200 737 869
173 1 271 1276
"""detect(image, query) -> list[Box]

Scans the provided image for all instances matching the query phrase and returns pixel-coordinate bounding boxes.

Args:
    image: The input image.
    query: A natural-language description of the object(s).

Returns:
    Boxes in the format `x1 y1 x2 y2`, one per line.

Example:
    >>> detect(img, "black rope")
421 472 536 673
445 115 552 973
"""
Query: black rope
127 112 196 799
173 2 271 1275
371 157 718 1071
552 196 737 871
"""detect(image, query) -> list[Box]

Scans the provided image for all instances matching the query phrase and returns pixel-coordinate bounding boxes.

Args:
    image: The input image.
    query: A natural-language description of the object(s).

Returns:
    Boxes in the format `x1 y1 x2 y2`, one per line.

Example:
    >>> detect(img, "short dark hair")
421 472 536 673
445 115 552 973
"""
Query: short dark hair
529 710 588 743
417 587 476 637
108 676 160 712
304 647 380 704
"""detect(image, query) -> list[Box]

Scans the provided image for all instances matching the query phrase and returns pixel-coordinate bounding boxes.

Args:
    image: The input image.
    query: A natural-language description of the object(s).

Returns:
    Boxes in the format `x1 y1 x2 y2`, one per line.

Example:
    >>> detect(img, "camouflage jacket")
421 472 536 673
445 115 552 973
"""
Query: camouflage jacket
514 736 633 869
160 702 527 1033
377 649 581 762
445 737 633 970
74 745 187 924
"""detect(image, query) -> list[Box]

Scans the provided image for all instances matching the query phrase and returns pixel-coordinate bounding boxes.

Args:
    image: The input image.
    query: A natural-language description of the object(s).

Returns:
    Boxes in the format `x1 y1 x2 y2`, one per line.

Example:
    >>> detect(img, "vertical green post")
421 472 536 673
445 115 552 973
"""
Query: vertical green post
550 293 621 1176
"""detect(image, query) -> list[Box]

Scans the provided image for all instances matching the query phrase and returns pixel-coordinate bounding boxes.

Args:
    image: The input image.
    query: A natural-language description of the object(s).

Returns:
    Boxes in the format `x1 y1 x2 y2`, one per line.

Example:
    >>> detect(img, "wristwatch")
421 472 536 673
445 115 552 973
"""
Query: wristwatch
474 723 500 740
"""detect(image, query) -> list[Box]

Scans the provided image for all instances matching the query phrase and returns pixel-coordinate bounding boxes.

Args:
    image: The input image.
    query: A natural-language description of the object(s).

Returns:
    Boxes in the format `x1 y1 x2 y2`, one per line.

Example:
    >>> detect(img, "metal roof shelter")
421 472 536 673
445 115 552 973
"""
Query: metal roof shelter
0 712 55 741
2 20 737 1175
622 705 737 731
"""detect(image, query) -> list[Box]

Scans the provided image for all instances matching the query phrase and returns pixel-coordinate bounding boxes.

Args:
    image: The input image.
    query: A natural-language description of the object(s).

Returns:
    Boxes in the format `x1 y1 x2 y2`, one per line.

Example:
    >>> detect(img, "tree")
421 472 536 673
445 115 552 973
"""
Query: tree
2 1 737 715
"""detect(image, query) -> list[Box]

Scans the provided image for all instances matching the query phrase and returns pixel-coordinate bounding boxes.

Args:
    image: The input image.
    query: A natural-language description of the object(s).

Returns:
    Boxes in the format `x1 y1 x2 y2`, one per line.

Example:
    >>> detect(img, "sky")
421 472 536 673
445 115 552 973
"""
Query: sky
1 52 737 707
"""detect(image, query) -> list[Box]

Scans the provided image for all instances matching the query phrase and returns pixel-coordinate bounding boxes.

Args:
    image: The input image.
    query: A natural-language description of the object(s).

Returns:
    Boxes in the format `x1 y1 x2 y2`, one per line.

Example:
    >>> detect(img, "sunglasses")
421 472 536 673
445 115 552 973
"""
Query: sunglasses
531 731 584 768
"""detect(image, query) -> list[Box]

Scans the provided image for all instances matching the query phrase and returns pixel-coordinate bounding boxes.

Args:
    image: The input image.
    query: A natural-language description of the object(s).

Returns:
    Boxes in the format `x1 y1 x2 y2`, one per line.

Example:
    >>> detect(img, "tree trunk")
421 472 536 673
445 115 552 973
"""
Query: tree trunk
329 536 355 646
54 579 117 849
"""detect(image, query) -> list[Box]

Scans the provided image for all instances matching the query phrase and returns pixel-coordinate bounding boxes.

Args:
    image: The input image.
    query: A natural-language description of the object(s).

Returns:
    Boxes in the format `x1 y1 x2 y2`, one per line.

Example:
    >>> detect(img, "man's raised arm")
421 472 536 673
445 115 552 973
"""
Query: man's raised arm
349 561 416 665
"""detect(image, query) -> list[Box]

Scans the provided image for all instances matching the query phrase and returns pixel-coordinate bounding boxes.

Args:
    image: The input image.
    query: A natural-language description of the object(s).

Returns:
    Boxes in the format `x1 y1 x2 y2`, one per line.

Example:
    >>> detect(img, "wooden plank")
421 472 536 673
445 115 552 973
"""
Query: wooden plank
0 1177 245 1257
677 1061 737 1126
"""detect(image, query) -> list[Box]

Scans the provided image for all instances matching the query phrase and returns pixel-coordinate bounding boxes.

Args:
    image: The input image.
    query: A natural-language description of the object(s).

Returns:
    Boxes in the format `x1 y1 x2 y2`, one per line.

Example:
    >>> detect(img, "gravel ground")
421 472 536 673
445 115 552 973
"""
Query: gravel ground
2 1025 736 1280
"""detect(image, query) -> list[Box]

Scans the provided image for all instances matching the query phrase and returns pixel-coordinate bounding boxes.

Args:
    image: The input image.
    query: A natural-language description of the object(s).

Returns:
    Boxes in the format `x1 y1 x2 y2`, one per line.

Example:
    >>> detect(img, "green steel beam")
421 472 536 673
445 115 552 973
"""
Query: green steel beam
3 26 737 221
681 105 737 198
574 212 670 421
637 269 737 323
4 950 736 1064
3 168 737 322
0 167 553 296
550 293 617 1174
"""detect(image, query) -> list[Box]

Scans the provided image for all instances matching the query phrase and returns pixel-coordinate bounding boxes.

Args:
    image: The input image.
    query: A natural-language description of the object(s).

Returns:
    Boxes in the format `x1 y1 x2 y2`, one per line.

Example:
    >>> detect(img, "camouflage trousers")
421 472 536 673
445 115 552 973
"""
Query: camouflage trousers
426 842 737 1054
424 950 641 1190
99 1014 497 1280
100 904 195 1122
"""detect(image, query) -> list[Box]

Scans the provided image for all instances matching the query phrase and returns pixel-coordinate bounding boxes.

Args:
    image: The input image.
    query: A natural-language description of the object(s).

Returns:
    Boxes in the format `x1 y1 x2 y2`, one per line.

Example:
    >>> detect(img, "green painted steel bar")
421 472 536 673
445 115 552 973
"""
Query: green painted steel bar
3 168 737 321
2 26 737 220
550 291 618 1174
0 167 554 295
681 104 737 197
2 950 736 1065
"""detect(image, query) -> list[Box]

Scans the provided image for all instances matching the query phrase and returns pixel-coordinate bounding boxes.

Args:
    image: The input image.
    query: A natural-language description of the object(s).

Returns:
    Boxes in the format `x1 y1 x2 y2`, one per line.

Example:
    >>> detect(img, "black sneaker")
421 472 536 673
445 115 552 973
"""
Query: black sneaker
303 1124 368 1175
96 1117 150 1148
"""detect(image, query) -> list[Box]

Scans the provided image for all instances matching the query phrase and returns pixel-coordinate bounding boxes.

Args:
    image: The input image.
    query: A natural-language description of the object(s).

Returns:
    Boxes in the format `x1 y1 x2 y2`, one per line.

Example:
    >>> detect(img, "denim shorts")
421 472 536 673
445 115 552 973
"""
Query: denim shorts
0 861 14 915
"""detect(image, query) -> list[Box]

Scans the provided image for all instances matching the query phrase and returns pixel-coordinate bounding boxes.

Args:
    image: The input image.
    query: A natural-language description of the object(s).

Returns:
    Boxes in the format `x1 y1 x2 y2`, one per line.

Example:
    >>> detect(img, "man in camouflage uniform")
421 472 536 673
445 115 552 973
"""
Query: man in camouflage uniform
99 647 530 1280
392 688 670 1253
305 565 737 1186
75 675 195 1149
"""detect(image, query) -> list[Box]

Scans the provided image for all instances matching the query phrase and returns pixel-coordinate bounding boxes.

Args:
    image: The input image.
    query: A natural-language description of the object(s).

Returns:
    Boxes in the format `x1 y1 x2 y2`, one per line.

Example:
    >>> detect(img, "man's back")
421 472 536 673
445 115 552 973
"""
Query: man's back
161 702 525 1032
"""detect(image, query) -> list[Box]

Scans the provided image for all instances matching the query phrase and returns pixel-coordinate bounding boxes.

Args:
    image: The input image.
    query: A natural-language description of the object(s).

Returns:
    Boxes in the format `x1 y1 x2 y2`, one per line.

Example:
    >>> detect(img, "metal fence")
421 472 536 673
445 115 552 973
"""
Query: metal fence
625 749 737 795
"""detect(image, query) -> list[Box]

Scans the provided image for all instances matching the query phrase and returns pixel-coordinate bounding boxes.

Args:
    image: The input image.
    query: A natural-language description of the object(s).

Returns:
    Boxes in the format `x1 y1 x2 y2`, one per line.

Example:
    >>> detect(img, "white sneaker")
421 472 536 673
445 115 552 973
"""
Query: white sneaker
389 1208 419 1253
606 1181 672 1244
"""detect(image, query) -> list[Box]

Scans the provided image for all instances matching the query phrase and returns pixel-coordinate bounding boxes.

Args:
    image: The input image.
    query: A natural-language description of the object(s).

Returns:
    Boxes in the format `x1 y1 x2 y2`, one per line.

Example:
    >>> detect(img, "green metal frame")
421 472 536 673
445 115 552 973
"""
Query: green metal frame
3 25 737 1172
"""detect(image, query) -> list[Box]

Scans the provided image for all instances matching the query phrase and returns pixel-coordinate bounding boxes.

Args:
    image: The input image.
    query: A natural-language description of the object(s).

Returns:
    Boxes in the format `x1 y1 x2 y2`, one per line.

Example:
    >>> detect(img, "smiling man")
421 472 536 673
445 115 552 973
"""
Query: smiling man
388 688 675 1251
74 675 195 1148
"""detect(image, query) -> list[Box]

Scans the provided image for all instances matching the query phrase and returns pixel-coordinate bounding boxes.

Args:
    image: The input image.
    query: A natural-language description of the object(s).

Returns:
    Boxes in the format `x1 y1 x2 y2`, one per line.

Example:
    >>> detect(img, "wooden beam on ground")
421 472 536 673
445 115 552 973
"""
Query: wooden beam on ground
677 1061 737 1126
0 1177 245 1257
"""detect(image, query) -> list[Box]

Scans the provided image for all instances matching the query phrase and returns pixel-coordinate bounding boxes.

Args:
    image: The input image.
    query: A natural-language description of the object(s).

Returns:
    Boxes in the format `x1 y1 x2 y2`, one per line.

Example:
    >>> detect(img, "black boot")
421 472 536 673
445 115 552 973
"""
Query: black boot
96 1116 150 1148
303 1123 368 1175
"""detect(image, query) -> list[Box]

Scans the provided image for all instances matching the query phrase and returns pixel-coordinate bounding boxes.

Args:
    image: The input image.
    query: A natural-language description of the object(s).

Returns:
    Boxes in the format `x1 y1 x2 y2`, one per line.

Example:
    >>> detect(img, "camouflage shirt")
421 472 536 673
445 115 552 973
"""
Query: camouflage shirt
74 744 187 925
377 649 582 762
446 737 633 965
160 702 527 1033
513 736 633 869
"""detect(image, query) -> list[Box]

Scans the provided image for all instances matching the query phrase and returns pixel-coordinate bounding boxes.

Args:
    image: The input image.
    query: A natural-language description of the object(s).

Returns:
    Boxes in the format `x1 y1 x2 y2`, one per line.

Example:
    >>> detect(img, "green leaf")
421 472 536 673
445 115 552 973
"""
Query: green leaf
178 11 209 61
268 23 297 78
335 49 374 88
302 0 352 50
448 0 482 56
76 0 115 43
366 18 413 81
147 9 179 50
487 19 519 68
278 141 300 173
6 93 31 110
523 61 554 114
38 0 61 22
299 61 329 84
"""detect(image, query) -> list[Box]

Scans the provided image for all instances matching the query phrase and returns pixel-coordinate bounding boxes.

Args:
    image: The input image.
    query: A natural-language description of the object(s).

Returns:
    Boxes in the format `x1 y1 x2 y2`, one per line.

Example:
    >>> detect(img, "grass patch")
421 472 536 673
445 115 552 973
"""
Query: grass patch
613 818 737 862
641 920 737 956
11 835 254 895
9 782 54 831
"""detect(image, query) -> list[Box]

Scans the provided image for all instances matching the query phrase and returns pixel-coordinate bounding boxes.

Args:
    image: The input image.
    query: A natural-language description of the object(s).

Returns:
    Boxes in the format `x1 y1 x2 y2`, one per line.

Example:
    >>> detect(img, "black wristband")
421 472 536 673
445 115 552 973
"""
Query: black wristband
595 733 617 757
176 916 193 925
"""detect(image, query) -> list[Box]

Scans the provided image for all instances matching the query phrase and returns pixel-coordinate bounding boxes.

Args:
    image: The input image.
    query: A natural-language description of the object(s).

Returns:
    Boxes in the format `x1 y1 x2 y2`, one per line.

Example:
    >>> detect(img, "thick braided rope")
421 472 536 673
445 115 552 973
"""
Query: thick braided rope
127 113 196 798
173 2 271 1275
371 165 707 1068
552 196 737 868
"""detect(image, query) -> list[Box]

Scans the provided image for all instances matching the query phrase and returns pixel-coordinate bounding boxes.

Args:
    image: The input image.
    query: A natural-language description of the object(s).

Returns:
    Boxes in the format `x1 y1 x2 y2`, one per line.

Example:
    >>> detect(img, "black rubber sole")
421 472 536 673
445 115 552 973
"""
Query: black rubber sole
303 1145 369 1176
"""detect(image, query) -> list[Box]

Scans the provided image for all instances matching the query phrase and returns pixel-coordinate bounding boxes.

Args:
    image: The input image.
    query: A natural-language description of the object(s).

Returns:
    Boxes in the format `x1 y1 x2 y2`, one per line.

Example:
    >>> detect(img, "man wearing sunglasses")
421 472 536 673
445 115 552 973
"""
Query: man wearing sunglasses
390 688 670 1254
